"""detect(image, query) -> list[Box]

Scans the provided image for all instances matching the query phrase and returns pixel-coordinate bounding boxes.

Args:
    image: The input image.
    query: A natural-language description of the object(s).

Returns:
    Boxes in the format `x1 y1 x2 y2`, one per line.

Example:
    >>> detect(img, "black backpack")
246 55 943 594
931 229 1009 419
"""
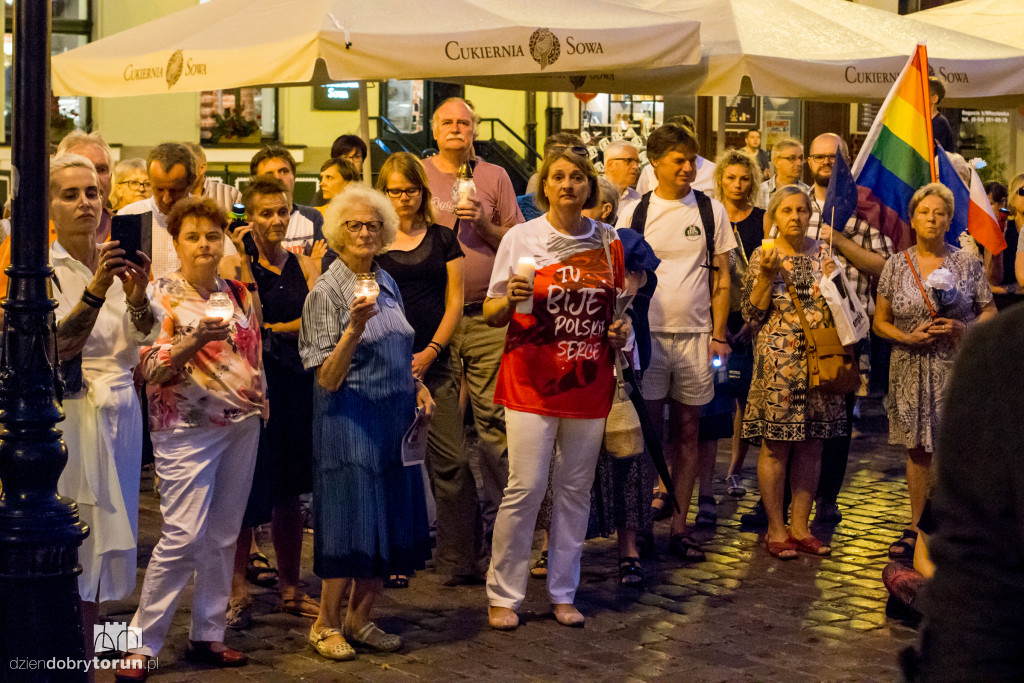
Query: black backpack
627 189 719 298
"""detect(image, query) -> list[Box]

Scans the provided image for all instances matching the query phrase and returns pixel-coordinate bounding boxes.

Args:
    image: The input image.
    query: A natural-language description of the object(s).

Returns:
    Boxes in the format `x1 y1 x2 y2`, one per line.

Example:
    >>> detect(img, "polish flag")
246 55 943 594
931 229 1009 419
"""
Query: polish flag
967 165 1006 255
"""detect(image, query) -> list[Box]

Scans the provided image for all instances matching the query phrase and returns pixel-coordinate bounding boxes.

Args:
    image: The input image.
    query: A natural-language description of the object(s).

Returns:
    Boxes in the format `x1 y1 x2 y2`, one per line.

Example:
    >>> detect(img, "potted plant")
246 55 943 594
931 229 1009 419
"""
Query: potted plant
209 107 261 144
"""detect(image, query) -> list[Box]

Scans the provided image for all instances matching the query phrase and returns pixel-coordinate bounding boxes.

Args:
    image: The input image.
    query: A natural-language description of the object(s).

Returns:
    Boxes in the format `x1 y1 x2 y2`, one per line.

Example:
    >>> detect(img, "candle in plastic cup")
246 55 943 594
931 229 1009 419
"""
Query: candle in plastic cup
354 274 380 305
515 256 536 315
204 292 233 322
762 238 775 252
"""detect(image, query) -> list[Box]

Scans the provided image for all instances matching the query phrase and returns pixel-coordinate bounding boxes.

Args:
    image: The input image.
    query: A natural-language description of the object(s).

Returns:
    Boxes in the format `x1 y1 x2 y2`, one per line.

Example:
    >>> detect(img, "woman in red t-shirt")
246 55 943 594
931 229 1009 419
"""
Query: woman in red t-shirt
482 149 630 630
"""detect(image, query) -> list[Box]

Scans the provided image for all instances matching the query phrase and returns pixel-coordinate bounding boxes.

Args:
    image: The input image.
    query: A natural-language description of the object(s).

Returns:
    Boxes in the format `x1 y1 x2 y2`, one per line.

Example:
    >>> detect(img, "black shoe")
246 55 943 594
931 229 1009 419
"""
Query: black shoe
739 499 769 527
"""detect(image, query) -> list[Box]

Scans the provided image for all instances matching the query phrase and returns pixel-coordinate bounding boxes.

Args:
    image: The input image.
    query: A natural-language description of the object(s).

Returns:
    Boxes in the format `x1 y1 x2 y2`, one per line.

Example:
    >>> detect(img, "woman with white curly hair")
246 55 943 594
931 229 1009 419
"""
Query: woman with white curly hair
298 184 434 660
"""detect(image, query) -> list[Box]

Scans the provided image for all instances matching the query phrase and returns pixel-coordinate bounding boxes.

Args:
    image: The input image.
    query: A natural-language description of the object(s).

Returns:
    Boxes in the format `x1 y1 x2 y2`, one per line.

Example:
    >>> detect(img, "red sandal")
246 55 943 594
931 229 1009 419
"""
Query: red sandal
765 538 798 560
789 534 831 556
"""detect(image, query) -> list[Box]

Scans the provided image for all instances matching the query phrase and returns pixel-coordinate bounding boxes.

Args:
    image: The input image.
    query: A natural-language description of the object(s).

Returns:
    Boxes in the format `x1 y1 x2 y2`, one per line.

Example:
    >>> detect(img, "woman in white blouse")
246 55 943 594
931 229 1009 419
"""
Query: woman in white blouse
49 154 157 660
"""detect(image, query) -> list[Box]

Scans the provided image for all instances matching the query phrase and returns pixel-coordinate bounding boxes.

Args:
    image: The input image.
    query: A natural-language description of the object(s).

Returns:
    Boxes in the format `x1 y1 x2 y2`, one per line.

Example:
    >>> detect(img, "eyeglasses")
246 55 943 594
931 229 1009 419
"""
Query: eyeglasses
344 220 383 233
808 154 837 163
777 155 804 163
384 187 422 198
606 157 640 165
119 180 151 191
550 145 589 157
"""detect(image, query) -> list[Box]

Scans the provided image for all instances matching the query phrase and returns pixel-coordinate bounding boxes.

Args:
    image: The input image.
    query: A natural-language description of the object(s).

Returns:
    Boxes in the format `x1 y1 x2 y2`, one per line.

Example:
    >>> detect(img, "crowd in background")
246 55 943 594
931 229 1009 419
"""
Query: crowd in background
20 84 1024 681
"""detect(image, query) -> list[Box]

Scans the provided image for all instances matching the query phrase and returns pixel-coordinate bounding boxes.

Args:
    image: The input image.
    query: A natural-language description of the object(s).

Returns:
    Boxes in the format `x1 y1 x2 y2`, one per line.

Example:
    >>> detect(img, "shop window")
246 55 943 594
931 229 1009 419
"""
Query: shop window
200 87 277 144
4 0 91 142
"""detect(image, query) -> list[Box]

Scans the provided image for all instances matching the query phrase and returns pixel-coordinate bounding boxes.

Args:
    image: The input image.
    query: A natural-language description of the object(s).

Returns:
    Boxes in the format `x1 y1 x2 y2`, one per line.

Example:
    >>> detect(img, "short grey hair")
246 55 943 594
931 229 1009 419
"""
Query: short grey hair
595 177 620 220
56 130 113 170
323 184 398 254
766 184 811 225
113 157 147 186
603 140 638 161
771 138 803 164
909 182 954 218
49 153 97 198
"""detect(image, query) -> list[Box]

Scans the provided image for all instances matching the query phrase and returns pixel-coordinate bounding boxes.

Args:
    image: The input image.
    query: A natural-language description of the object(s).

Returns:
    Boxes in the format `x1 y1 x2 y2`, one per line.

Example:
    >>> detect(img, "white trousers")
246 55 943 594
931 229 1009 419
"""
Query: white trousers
129 417 259 656
486 409 604 609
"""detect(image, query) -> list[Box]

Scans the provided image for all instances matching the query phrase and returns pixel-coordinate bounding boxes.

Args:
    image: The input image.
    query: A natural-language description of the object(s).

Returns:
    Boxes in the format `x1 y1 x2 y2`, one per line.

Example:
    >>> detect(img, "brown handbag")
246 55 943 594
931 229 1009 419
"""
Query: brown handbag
782 271 861 395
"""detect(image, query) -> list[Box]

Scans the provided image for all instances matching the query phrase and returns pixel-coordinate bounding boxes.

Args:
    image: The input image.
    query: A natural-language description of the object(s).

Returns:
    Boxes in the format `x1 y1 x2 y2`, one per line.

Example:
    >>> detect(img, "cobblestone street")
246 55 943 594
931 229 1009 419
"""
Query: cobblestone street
98 398 919 681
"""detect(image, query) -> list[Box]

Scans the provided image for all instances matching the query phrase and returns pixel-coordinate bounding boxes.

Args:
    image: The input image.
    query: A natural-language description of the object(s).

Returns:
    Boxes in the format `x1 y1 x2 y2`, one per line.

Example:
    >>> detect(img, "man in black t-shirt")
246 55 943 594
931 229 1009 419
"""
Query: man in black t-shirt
929 77 956 153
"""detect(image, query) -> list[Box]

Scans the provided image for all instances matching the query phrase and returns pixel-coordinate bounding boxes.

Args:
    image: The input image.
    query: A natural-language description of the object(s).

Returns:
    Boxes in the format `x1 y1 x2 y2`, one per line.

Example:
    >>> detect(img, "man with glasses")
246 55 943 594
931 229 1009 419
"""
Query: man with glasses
758 137 809 208
603 140 642 207
422 97 524 543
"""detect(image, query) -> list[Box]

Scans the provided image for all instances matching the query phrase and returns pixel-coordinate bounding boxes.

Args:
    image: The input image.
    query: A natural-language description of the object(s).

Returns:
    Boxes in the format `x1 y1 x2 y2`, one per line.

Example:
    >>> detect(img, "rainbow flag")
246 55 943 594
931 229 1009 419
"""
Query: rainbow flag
851 45 936 252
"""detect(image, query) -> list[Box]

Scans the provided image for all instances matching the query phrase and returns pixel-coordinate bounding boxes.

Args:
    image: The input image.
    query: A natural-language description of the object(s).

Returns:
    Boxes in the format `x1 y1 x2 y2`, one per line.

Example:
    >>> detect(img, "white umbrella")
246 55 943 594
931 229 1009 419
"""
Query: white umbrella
50 0 700 97
914 0 1024 51
456 0 1024 106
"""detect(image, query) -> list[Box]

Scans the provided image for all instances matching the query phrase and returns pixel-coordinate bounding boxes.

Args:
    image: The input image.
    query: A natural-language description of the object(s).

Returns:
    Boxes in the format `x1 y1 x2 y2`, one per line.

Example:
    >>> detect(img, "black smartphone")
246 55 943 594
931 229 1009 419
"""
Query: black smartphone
110 212 152 267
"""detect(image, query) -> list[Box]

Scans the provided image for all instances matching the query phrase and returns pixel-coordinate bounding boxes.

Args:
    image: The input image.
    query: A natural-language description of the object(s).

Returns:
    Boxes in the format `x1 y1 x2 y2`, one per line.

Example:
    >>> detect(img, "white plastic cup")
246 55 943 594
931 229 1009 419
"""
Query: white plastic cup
515 256 536 315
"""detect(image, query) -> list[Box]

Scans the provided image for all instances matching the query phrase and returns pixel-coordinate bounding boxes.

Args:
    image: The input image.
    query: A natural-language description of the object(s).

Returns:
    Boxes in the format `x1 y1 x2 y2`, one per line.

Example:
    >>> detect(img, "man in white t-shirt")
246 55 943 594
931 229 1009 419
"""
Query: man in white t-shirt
616 123 735 562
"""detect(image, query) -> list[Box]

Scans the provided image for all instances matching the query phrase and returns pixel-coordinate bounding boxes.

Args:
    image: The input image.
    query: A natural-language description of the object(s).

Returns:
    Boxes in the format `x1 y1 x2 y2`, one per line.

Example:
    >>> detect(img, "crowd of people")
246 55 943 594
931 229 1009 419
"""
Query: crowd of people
21 89 1021 680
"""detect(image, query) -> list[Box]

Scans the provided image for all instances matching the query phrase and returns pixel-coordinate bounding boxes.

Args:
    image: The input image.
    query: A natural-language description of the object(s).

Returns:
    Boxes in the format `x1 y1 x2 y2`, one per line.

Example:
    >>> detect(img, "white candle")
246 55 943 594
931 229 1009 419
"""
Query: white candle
353 275 380 305
515 256 536 315
204 292 233 322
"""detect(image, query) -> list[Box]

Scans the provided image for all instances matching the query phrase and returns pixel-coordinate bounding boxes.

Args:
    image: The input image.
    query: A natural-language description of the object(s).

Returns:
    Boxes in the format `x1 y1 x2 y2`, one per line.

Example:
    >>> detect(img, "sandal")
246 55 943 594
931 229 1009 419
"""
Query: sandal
765 538 799 560
695 496 718 527
888 529 918 561
245 552 278 588
225 595 252 629
345 621 402 652
384 574 409 589
618 556 643 585
651 490 673 521
279 591 319 618
530 550 548 579
308 625 355 661
726 474 746 498
668 533 706 562
789 534 832 556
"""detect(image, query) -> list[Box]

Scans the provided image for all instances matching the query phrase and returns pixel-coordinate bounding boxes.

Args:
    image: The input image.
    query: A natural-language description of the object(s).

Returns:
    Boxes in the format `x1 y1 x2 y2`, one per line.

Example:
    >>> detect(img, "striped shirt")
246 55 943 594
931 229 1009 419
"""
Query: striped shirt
299 259 415 401
202 178 243 214
757 176 811 209
283 204 326 256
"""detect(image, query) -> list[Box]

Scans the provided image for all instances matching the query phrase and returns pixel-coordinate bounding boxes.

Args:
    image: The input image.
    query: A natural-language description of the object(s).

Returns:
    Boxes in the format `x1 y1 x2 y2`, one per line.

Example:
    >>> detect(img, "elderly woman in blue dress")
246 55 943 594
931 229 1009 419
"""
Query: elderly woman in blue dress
299 184 434 661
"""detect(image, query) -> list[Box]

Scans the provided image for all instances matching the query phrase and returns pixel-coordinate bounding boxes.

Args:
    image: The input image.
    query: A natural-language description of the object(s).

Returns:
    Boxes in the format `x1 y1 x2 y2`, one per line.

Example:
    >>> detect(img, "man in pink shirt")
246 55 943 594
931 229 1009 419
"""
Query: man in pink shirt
422 98 524 567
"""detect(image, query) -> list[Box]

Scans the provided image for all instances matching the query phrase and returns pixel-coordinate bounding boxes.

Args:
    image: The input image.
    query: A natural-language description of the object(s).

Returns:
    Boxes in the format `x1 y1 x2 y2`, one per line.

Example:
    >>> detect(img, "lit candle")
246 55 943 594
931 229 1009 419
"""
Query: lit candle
515 256 536 315
353 273 380 305
204 292 234 322
761 238 775 252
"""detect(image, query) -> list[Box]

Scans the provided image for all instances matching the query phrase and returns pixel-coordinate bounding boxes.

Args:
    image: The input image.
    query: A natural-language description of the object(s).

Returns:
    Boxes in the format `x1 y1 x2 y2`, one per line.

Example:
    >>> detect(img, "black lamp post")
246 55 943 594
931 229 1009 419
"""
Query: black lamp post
0 0 89 679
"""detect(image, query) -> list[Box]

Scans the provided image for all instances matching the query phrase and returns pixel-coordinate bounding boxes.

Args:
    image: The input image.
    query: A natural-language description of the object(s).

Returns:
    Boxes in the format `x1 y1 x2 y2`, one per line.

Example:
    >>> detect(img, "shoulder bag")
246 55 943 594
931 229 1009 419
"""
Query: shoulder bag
600 225 643 458
782 269 860 395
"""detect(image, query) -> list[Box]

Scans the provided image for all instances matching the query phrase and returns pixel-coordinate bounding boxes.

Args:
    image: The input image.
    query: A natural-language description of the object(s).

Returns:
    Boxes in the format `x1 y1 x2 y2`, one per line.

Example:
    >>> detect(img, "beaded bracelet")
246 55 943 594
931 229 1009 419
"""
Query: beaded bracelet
427 341 444 355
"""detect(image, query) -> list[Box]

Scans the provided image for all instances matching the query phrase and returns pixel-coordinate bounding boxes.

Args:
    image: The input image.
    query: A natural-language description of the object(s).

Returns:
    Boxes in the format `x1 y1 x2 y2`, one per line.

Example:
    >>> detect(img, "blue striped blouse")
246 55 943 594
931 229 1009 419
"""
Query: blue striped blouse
299 259 415 401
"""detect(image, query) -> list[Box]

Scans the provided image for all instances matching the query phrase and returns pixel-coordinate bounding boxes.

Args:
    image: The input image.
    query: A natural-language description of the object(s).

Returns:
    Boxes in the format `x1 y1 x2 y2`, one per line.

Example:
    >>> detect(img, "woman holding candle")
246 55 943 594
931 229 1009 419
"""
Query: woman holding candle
873 183 996 562
483 149 631 630
117 197 264 678
374 153 480 587
299 184 434 660
740 185 846 561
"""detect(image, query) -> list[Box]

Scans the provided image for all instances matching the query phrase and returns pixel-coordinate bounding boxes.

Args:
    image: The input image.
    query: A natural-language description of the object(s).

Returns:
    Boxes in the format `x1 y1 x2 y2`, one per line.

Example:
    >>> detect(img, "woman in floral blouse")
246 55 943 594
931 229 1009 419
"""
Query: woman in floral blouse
118 197 265 679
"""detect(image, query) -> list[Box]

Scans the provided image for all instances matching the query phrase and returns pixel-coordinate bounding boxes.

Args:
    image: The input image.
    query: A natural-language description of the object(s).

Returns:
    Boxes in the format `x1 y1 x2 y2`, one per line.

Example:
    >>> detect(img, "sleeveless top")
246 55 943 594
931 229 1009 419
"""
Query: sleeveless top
253 251 310 373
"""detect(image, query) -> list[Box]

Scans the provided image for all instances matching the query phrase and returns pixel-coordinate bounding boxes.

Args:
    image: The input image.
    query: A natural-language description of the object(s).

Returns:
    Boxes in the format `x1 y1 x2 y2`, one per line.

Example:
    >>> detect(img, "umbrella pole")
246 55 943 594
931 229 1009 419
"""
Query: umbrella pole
359 81 371 185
